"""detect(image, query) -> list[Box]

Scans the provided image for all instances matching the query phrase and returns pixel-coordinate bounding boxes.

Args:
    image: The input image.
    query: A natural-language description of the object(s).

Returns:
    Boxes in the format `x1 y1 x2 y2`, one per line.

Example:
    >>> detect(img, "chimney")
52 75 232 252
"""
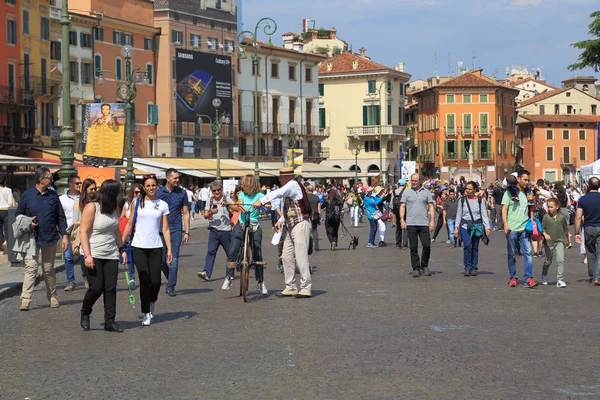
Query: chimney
327 62 333 72
352 60 359 70
330 28 337 39
359 47 367 58
302 19 308 33
312 30 317 40
398 62 404 72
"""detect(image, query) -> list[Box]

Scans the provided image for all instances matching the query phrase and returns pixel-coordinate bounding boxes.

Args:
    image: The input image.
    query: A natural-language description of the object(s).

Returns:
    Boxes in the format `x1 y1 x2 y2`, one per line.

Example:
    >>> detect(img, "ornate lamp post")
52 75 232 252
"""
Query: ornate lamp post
346 134 363 184
97 44 146 191
368 80 393 185
238 18 277 180
56 0 74 194
197 98 231 182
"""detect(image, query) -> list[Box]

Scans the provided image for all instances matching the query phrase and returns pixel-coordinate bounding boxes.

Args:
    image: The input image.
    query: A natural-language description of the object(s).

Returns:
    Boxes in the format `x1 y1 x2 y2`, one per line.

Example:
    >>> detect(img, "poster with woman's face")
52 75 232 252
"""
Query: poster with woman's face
82 103 126 167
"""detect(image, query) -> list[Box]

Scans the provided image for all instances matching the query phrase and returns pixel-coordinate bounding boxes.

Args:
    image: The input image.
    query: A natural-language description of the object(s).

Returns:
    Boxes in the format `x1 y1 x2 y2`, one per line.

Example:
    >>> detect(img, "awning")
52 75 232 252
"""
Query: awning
219 160 358 179
367 172 380 177
0 154 63 167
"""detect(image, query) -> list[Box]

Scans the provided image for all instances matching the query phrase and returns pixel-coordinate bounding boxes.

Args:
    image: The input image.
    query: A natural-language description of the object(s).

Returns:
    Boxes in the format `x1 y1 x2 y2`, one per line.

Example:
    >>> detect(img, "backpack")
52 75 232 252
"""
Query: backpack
392 188 405 212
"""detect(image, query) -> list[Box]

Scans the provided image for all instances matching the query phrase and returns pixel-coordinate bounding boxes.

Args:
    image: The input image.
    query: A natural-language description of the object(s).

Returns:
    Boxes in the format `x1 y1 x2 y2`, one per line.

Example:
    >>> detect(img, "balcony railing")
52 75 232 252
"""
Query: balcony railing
560 157 577 166
476 151 494 161
0 85 34 106
443 152 459 161
347 125 406 138
0 125 35 144
30 77 61 98
238 145 329 160
172 121 237 138
239 121 330 137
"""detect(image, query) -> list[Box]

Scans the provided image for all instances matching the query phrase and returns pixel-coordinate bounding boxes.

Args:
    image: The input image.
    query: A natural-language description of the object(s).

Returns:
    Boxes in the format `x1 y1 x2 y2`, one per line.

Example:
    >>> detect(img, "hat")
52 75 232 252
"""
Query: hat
397 179 406 186
279 167 294 175
366 186 374 193
374 186 384 196
440 185 448 191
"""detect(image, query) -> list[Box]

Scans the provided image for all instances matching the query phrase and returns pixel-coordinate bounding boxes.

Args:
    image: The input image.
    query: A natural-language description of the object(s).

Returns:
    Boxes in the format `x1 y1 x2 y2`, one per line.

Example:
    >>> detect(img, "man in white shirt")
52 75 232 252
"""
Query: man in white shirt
59 175 82 291
254 168 313 298
0 175 16 254
535 179 554 212
199 184 210 213
185 185 195 220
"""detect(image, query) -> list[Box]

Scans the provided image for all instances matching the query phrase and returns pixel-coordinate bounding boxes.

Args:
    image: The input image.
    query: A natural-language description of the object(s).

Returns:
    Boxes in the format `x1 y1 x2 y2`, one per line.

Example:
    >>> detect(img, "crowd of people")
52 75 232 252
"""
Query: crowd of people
6 165 600 332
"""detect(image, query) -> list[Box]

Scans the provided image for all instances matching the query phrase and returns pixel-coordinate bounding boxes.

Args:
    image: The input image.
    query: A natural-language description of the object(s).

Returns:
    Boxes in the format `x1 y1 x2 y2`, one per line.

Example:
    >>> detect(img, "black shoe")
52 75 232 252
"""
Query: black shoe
422 267 432 276
378 241 387 247
470 269 478 276
464 270 471 277
104 322 123 333
166 288 176 297
80 314 90 331
413 269 420 278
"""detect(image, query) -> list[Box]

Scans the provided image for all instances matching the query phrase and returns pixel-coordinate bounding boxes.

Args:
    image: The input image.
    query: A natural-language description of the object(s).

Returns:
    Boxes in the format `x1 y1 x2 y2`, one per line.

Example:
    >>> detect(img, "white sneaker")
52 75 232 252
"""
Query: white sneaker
541 275 548 285
150 302 156 319
142 313 152 326
260 282 268 295
556 280 567 288
221 277 233 290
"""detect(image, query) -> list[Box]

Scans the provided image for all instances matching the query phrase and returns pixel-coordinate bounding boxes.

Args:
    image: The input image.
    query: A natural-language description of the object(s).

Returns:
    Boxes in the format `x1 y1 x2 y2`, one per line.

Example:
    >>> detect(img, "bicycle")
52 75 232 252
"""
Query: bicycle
223 203 266 302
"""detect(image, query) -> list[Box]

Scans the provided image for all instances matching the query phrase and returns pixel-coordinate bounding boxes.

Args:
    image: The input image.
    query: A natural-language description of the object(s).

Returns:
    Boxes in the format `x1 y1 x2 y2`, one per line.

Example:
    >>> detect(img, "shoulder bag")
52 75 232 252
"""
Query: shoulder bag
123 199 140 265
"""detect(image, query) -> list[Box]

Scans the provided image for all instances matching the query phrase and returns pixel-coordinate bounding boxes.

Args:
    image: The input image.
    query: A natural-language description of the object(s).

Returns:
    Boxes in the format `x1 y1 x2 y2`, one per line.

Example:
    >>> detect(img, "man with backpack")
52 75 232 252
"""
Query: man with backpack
391 180 408 249
502 170 538 288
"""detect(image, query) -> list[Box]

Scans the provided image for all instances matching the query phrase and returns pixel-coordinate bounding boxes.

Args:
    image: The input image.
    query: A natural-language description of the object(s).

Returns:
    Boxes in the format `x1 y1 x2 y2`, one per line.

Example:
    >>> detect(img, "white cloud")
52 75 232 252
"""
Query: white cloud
511 0 543 6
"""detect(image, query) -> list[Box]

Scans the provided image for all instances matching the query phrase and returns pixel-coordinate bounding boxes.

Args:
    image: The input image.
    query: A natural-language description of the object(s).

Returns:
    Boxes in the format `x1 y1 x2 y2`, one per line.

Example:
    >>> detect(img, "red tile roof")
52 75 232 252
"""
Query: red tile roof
436 71 515 90
281 32 298 36
517 87 569 107
518 114 600 124
509 77 559 90
318 52 395 75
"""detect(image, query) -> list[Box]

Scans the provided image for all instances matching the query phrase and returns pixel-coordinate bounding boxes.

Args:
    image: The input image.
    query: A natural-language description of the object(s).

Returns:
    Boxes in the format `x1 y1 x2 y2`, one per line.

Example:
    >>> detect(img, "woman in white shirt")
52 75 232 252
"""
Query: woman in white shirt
122 175 172 327
0 175 16 252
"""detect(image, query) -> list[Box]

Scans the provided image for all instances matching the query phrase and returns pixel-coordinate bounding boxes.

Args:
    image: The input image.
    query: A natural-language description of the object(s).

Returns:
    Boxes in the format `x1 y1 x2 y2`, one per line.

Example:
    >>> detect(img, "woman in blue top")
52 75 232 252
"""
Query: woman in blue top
230 174 267 295
364 187 384 248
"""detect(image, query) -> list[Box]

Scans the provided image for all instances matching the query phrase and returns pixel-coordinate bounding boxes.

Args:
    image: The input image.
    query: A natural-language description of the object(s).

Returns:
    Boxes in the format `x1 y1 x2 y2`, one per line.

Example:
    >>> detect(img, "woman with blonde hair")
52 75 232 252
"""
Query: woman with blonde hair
229 174 267 295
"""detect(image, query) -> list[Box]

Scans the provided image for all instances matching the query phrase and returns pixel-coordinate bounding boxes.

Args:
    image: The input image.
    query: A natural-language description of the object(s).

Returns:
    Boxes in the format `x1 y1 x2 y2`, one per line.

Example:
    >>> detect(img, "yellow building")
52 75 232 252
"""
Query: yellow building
21 0 59 145
318 49 411 185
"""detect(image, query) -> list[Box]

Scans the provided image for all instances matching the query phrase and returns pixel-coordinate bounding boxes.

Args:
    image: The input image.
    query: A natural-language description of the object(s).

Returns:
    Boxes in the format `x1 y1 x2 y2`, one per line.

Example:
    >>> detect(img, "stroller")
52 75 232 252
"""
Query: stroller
340 220 359 250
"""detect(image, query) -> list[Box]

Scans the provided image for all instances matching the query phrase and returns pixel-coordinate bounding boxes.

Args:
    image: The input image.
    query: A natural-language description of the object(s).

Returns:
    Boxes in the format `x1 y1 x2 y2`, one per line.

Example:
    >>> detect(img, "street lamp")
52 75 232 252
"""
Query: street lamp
56 0 74 194
97 44 147 191
238 18 278 180
346 134 363 184
368 80 393 185
198 98 231 182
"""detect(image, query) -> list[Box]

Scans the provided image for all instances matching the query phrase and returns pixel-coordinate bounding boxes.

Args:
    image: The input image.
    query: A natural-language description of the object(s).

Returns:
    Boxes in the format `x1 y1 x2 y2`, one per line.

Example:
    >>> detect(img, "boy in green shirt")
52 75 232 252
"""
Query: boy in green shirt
541 198 569 288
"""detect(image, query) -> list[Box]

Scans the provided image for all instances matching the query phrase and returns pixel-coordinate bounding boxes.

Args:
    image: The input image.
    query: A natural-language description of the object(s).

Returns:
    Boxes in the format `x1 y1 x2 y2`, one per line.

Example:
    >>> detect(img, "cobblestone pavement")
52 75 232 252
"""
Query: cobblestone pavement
1 221 599 399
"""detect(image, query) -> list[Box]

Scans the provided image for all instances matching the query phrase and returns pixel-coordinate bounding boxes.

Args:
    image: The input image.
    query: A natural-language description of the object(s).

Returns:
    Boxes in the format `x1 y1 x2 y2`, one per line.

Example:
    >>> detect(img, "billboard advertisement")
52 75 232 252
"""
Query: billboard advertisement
175 49 233 122
82 103 126 166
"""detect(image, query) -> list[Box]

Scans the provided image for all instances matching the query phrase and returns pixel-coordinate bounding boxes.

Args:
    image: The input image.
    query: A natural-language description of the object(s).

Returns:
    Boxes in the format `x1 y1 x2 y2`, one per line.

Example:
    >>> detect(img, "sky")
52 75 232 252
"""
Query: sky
242 0 598 86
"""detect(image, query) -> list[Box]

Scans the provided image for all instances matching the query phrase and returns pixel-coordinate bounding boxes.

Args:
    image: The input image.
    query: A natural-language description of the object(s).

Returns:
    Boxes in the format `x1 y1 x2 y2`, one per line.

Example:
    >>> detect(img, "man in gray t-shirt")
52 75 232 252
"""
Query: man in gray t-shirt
197 182 238 290
399 173 435 277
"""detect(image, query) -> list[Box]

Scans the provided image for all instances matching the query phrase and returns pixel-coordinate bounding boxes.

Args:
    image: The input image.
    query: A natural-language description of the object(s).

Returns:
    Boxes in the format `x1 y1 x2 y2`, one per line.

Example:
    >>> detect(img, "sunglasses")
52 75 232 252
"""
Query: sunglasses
143 174 157 180
211 188 222 192
74 182 82 186
134 191 141 194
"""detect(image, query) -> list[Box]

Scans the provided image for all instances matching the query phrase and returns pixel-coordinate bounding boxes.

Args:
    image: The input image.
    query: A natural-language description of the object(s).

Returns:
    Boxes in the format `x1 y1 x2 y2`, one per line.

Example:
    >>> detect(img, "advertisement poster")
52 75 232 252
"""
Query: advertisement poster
175 49 232 122
82 103 126 166
401 161 417 180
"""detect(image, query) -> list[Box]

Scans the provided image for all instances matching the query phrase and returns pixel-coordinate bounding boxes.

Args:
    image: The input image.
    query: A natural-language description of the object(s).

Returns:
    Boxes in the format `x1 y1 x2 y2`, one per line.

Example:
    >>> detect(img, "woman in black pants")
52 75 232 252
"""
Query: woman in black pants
80 180 127 332
323 189 344 250
432 186 448 243
122 174 172 327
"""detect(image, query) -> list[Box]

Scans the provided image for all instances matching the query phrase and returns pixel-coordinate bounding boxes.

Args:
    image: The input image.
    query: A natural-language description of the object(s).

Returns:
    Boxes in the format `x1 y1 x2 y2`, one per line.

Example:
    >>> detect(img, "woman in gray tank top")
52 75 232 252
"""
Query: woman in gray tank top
79 180 127 333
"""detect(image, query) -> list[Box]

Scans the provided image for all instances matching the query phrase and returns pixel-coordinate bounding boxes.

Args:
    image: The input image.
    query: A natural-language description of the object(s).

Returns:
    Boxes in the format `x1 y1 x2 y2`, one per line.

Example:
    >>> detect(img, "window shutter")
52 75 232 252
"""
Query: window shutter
444 140 448 159
80 62 84 84
120 33 126 45
99 28 104 42
113 31 119 44
152 38 157 51
387 105 392 125
94 55 101 77
319 108 326 129
375 105 381 125
363 105 367 126
146 64 153 84
129 34 134 47
152 104 159 125
318 83 324 96
80 32 84 46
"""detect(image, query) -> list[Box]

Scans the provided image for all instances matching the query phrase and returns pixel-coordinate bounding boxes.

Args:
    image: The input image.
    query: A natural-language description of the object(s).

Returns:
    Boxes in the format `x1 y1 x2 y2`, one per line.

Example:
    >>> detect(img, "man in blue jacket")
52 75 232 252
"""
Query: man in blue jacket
16 167 68 311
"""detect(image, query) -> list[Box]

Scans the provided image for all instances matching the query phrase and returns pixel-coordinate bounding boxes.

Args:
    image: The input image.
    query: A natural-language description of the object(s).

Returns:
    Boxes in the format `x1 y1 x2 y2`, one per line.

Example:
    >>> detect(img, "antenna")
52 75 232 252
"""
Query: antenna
471 54 477 71
448 52 452 77
434 52 439 80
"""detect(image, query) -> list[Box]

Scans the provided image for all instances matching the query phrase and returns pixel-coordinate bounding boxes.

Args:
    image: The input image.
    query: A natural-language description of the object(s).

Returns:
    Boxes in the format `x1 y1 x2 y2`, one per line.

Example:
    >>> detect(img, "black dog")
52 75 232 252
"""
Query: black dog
340 221 359 250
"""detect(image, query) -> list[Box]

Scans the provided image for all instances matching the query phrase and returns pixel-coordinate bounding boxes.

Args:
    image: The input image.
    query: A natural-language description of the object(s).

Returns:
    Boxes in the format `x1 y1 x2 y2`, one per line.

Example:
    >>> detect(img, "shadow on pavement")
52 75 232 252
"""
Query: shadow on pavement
118 311 198 329
174 288 213 296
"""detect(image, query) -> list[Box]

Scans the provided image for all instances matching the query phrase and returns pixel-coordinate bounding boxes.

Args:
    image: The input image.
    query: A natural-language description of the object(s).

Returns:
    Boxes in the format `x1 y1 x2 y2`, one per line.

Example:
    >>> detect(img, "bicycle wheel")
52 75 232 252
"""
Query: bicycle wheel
240 227 253 302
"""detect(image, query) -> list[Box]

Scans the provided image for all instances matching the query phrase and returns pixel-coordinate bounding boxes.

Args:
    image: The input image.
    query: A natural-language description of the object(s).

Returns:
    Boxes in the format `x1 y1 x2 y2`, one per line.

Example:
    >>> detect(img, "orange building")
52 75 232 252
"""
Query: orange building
70 0 160 158
414 70 519 183
516 115 600 183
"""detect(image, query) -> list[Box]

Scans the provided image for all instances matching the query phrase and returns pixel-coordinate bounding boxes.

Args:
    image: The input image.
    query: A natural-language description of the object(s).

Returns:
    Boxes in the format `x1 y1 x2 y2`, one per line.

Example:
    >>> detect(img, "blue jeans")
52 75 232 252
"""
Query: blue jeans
368 219 377 245
204 229 236 278
161 230 183 290
230 223 264 283
507 230 533 280
490 207 497 230
584 226 600 280
460 227 480 270
447 219 456 244
64 239 87 283
190 202 196 217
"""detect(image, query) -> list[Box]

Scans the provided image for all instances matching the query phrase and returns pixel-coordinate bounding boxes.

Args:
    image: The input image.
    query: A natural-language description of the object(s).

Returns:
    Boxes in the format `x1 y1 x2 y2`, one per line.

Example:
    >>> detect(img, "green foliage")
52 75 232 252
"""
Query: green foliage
315 46 330 55
568 11 600 72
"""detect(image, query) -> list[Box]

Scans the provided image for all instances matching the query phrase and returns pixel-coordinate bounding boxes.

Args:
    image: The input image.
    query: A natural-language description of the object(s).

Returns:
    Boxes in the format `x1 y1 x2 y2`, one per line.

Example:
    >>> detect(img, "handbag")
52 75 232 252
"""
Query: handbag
524 211 543 241
380 209 390 222
464 197 489 245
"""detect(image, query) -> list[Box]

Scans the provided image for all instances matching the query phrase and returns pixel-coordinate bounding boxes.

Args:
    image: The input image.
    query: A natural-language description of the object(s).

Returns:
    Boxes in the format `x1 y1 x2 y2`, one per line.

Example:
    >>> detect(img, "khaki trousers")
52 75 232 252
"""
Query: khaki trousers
21 245 57 301
282 219 312 292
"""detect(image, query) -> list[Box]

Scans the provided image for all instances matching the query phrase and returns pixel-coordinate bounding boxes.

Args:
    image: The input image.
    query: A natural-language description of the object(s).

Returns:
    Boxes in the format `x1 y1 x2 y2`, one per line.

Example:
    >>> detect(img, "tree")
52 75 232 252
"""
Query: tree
568 11 600 72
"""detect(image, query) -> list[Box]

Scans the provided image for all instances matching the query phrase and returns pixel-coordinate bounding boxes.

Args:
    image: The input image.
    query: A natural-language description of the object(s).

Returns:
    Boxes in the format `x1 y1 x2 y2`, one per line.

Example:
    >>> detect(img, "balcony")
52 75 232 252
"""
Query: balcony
443 152 459 161
30 77 61 99
476 151 494 161
50 5 61 20
0 125 35 144
347 125 406 138
239 121 330 138
172 121 237 139
153 0 237 22
238 145 329 161
560 157 577 167
0 85 34 109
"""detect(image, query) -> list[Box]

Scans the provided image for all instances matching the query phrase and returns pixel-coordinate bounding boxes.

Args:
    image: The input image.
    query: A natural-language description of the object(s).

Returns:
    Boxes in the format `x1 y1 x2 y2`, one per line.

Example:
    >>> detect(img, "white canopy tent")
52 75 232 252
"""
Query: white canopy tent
580 159 600 179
